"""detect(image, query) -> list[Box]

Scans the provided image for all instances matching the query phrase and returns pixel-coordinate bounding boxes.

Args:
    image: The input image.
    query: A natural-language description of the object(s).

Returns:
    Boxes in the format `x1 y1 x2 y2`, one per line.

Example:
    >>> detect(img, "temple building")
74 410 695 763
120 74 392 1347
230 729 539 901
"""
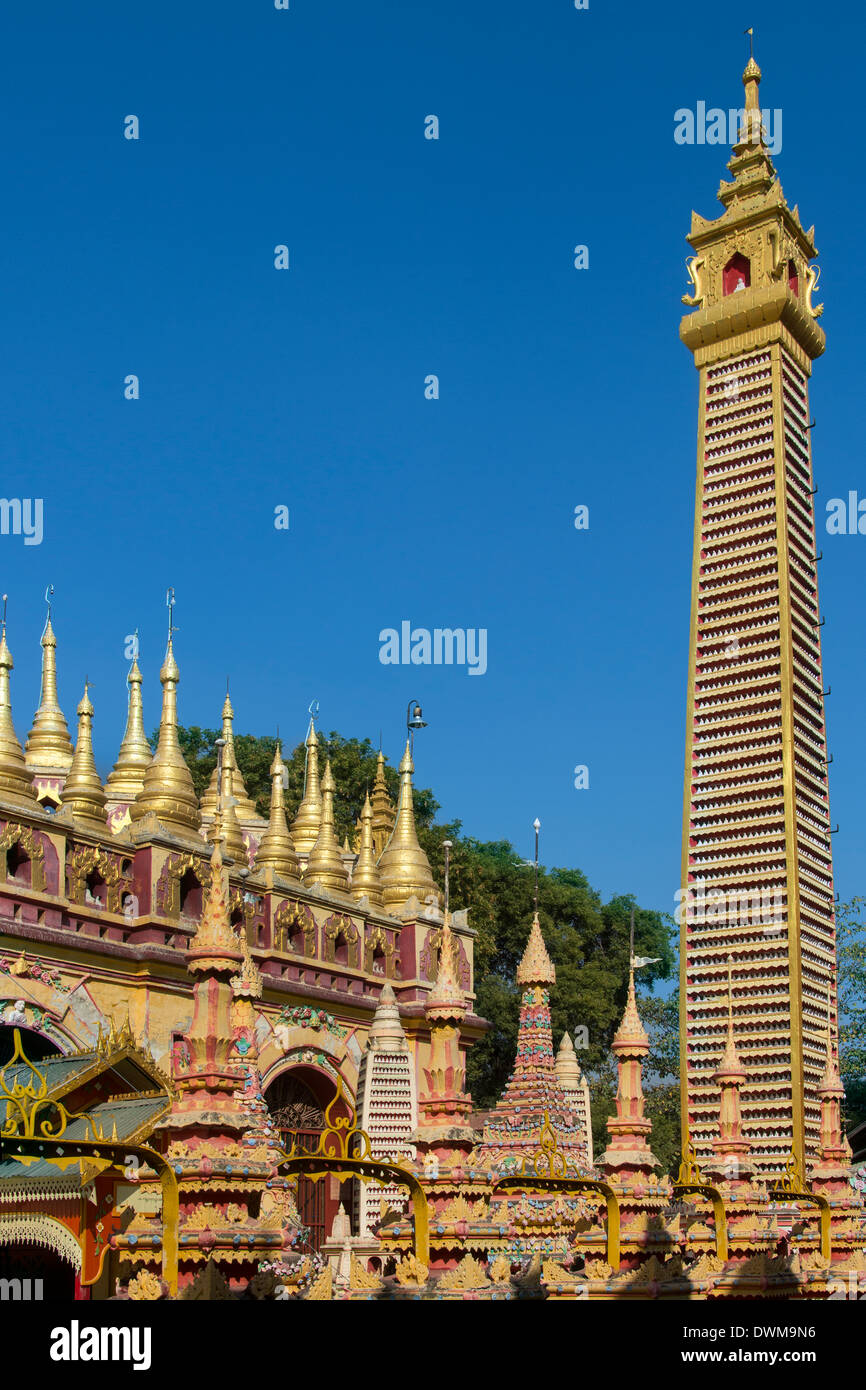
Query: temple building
0 604 484 1276
678 55 836 1174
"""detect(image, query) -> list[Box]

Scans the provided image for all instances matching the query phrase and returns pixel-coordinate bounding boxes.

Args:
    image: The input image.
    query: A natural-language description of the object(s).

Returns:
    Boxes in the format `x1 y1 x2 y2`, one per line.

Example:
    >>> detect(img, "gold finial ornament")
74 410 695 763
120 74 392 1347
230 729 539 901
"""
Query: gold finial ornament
377 740 436 913
516 914 556 988
187 840 243 970
253 740 301 882
24 590 74 777
200 690 263 827
350 791 383 906
291 717 323 855
0 603 37 808
130 624 201 837
306 760 349 892
59 684 107 832
105 655 152 804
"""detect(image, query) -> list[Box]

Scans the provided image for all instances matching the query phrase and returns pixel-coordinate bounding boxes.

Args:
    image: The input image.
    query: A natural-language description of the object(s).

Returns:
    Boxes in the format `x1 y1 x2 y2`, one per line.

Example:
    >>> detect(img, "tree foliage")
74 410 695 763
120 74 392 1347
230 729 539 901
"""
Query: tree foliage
836 898 866 1133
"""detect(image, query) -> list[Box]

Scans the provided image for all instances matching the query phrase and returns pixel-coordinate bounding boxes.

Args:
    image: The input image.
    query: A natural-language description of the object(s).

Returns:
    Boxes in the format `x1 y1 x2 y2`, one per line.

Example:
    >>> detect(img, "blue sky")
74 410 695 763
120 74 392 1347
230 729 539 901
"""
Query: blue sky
2 0 864 920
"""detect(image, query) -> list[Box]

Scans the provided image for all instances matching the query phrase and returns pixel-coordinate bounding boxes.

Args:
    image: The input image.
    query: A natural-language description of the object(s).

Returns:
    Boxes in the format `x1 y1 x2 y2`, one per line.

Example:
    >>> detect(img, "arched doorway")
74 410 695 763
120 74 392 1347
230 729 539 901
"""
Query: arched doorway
0 1216 80 1300
264 1068 352 1254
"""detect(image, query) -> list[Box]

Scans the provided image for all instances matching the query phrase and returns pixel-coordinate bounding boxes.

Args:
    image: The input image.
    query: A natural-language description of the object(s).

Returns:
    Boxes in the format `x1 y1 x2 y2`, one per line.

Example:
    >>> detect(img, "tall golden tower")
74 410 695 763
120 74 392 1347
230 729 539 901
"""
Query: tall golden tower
679 54 834 1174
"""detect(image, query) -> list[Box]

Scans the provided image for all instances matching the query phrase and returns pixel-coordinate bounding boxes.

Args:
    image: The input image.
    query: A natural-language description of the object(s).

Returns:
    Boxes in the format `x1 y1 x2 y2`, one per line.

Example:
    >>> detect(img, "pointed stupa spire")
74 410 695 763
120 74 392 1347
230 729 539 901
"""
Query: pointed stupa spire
24 590 74 777
0 601 37 808
306 759 349 892
816 987 846 1163
58 683 107 831
517 914 556 989
200 689 263 826
105 653 152 804
350 791 384 907
426 910 466 1020
208 743 248 864
253 740 301 882
186 841 244 977
377 740 436 914
369 749 395 856
291 716 323 855
130 602 201 837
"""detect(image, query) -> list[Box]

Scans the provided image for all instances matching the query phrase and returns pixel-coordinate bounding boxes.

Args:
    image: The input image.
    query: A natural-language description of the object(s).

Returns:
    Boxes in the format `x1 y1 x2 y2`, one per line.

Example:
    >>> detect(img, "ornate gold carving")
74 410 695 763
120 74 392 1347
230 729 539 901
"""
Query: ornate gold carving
67 844 128 913
156 852 212 919
273 899 317 956
322 912 360 968
394 1252 429 1286
682 256 705 307
436 1253 491 1291
0 823 46 891
127 1270 164 1301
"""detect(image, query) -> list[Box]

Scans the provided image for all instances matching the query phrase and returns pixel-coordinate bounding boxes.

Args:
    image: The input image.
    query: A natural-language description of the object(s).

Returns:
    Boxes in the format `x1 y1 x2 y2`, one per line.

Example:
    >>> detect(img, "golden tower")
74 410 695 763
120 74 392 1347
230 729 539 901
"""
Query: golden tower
105 655 152 822
24 603 74 799
679 54 834 1173
129 636 201 839
306 759 349 893
252 740 301 883
377 740 436 914
0 615 38 810
290 717 323 856
58 684 108 832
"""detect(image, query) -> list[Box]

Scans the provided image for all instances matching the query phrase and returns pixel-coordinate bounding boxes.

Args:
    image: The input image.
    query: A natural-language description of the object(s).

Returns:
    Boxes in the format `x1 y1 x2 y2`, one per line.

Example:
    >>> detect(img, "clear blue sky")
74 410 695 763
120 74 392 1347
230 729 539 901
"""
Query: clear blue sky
3 0 864 920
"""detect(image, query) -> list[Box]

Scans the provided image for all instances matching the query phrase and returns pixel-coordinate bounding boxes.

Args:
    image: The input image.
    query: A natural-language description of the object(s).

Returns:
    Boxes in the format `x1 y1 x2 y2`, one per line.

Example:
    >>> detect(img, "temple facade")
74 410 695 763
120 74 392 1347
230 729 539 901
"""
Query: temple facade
678 56 836 1174
0 609 484 1272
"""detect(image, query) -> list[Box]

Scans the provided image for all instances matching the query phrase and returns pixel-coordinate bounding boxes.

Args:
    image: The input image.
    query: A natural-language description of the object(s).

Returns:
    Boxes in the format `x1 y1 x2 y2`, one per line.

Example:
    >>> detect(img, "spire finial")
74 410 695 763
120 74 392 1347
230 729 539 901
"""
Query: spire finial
533 817 540 916
1 593 7 639
166 586 177 647
442 838 452 919
44 583 54 624
744 25 754 61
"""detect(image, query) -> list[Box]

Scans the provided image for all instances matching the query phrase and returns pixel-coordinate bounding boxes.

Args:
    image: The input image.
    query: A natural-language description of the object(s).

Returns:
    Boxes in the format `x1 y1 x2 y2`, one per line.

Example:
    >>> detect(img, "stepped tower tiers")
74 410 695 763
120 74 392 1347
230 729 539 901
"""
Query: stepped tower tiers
58 684 108 833
105 656 153 830
290 717 323 857
354 983 417 1238
555 1034 594 1167
129 635 202 841
480 915 589 1170
678 53 836 1175
24 599 74 804
353 750 396 856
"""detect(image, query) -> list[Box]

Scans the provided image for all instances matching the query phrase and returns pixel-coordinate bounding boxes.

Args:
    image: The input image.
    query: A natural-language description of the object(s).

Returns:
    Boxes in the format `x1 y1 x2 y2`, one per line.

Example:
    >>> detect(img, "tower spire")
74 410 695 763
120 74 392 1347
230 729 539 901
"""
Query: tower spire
377 739 436 914
253 739 301 882
59 683 107 831
0 600 37 808
350 790 384 906
208 736 248 864
130 592 201 837
290 715 323 856
306 759 349 892
105 646 152 809
200 688 262 826
24 585 74 781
